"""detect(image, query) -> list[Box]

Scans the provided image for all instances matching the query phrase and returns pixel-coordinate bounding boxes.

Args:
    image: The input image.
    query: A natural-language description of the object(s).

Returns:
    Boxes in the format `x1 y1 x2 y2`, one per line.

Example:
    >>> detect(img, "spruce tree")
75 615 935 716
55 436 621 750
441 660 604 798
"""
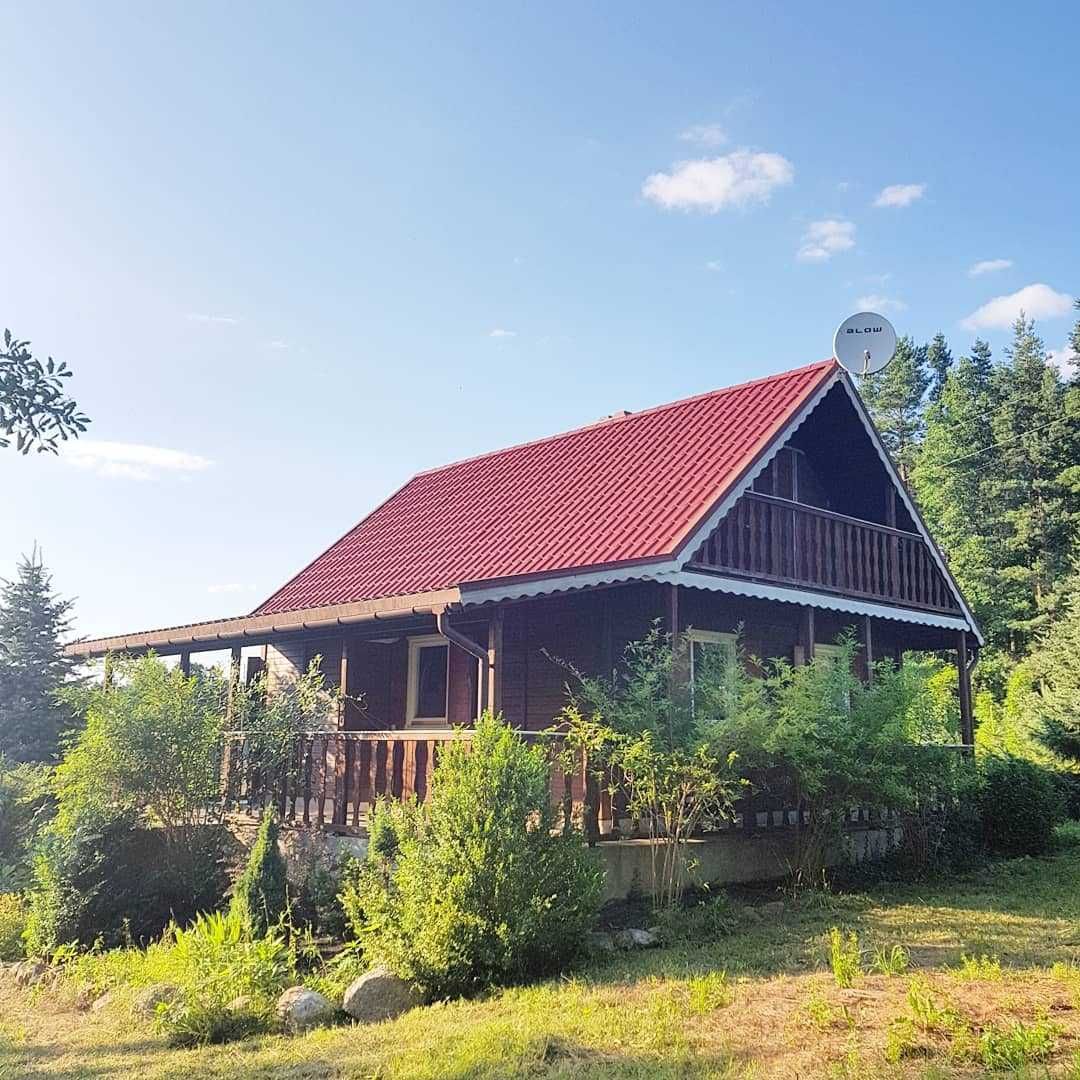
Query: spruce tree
0 550 78 762
926 332 953 403
969 338 994 387
859 335 929 479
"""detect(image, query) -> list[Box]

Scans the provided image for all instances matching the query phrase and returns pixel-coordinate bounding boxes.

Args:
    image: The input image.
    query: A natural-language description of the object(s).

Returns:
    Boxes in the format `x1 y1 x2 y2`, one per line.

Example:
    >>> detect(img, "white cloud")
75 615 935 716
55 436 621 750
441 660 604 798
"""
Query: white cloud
678 123 728 147
797 219 856 262
705 259 724 272
1048 342 1078 374
642 150 794 213
968 258 1013 277
65 440 213 481
961 283 1074 331
187 313 239 325
873 183 926 208
489 328 517 338
266 340 289 350
856 294 907 314
207 583 257 595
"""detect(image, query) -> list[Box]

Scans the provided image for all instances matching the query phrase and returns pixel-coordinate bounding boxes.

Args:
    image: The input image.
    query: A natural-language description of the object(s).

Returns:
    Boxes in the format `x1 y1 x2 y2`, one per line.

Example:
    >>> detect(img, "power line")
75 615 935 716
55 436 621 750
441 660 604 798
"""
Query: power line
921 415 1076 471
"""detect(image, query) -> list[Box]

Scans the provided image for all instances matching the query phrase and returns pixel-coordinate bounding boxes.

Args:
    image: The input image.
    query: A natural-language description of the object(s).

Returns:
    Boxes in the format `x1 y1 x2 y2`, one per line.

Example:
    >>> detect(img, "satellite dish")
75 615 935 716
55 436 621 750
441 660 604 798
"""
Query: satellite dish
833 312 898 376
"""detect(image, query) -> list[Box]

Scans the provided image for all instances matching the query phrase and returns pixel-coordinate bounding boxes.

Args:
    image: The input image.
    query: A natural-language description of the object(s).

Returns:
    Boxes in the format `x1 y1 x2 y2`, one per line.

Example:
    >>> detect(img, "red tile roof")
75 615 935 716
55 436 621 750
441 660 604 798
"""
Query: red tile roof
254 359 839 615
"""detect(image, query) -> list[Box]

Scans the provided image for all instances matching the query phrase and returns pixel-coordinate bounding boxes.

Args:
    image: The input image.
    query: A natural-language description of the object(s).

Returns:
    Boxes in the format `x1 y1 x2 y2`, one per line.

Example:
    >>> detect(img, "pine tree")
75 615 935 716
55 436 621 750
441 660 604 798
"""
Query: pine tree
926 332 953 403
0 550 79 762
859 335 929 479
969 338 994 386
984 315 1080 649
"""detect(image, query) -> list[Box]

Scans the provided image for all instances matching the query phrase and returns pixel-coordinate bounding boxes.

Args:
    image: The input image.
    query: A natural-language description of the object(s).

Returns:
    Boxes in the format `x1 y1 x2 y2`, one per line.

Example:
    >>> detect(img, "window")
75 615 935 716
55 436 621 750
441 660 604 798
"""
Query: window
688 629 737 686
407 635 449 726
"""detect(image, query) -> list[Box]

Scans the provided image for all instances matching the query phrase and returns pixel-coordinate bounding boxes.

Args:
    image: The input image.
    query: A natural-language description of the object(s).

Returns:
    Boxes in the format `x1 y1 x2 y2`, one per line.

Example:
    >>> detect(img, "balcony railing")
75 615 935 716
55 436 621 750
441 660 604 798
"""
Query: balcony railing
690 492 959 614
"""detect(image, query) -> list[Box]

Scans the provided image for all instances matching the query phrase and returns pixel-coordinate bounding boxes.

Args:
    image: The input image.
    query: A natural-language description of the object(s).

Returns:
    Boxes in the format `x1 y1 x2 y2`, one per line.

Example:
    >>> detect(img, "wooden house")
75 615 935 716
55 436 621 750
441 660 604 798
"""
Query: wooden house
69 359 980 831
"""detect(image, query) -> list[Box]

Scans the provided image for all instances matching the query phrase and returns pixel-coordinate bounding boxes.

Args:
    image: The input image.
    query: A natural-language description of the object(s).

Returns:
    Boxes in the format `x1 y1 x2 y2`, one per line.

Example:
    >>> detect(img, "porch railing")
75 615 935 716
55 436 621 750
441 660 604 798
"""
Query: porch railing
690 492 960 614
221 730 931 841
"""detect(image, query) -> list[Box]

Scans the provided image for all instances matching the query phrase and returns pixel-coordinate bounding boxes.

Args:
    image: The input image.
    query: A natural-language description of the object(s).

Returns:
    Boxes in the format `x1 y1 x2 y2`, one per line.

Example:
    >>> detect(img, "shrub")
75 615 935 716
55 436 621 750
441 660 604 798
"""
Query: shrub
870 943 909 976
0 759 53 889
341 714 603 998
229 809 287 937
24 817 231 955
828 927 861 988
979 754 1062 856
654 893 737 944
979 1016 1059 1070
0 892 27 960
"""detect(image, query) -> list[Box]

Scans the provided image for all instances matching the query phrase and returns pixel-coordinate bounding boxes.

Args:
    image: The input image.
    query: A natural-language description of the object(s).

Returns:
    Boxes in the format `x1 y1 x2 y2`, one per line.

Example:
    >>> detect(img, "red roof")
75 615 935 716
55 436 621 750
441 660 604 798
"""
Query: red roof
255 360 838 615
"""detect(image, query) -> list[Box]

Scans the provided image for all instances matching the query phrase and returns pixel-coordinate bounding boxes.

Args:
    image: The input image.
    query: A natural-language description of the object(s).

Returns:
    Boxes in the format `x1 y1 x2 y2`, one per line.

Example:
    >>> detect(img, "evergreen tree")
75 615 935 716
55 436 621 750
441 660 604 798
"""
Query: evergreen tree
926 332 953 403
229 807 288 936
0 550 78 762
859 335 929 479
984 315 1080 649
969 338 994 386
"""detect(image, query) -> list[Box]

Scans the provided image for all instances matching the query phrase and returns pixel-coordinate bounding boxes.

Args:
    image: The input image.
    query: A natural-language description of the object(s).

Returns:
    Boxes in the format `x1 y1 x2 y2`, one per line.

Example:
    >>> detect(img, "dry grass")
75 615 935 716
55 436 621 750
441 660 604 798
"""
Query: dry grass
5 836 1080 1078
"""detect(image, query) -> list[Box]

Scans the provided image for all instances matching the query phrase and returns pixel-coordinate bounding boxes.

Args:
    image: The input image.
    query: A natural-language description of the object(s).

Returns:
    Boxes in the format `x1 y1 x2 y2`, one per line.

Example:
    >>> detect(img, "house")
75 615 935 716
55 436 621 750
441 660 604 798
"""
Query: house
68 358 980 834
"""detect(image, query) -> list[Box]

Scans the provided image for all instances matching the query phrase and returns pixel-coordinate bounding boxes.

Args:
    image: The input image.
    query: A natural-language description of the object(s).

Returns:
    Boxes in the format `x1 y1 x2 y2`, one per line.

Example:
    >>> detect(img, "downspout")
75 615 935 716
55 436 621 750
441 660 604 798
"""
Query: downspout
436 608 490 717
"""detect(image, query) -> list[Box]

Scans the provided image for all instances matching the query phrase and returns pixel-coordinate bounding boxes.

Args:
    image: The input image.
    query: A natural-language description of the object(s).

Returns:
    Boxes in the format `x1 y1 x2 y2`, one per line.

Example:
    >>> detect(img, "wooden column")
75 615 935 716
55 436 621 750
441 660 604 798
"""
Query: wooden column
957 631 974 748
487 610 504 718
860 616 874 683
178 651 191 677
338 637 351 730
799 606 815 665
225 647 241 725
667 582 680 640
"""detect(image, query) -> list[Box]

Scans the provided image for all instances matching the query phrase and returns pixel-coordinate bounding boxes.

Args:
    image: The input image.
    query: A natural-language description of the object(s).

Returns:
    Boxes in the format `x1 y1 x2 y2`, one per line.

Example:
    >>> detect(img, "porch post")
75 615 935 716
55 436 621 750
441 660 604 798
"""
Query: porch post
486 610 504 718
667 582 680 639
338 637 351 729
226 646 241 725
179 651 191 677
957 631 974 749
799 605 815 664
860 615 874 683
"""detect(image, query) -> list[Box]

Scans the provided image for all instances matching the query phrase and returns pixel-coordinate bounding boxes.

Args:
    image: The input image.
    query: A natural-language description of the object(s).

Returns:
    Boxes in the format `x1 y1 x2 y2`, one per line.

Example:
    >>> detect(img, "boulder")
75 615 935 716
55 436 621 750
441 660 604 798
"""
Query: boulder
227 994 255 1014
90 990 117 1014
13 960 46 987
613 928 659 950
132 983 179 1019
586 931 617 955
276 986 334 1033
760 900 785 918
342 967 421 1024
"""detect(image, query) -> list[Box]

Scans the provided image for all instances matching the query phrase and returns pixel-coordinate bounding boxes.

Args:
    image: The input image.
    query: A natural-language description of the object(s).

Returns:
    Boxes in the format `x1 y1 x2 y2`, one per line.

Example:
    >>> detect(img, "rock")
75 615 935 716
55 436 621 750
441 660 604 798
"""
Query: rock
740 906 764 924
227 994 255 1014
586 931 617 955
613 928 659 950
132 983 178 1019
90 990 117 1014
276 986 334 1033
342 967 421 1024
760 900 785 918
13 960 46 987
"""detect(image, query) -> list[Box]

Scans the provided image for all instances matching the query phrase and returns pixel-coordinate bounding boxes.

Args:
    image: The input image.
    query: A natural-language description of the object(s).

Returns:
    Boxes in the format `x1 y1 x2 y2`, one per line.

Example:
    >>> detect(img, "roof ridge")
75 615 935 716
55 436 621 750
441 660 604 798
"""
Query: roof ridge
412 358 838 479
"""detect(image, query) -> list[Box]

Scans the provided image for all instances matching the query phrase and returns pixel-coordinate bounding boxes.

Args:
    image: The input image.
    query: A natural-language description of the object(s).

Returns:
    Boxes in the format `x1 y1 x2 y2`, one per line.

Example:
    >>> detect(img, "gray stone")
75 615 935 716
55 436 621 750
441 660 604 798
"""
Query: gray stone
342 967 421 1024
760 900 785 918
13 960 46 987
132 983 178 1019
90 990 117 1013
740 906 764 924
276 986 334 1033
227 994 255 1014
586 931 617 955
613 928 659 950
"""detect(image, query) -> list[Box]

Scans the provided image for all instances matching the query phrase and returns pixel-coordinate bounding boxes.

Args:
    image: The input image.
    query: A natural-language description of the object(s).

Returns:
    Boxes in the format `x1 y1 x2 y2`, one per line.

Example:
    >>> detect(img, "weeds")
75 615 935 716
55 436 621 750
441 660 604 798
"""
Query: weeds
906 977 961 1034
978 1016 1059 1070
827 928 861 988
952 952 1002 981
869 943 909 976
686 971 732 1014
803 986 852 1031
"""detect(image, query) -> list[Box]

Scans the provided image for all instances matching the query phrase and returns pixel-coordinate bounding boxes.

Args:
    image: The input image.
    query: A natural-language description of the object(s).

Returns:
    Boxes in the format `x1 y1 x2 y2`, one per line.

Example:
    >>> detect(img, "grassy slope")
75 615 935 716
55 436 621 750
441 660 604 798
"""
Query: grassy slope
5 841 1080 1079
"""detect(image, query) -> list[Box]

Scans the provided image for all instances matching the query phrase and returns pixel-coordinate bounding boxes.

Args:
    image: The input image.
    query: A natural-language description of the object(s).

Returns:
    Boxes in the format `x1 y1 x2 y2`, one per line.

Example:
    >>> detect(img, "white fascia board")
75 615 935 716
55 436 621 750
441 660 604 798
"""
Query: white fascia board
458 561 680 608
670 569 972 633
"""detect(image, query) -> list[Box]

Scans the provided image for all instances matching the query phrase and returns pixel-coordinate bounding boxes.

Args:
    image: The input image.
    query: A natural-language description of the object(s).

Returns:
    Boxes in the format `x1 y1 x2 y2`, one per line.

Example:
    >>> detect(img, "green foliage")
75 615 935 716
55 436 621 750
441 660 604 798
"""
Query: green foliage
685 971 731 1014
952 952 1001 981
229 809 287 937
342 713 603 998
0 549 80 763
653 892 737 944
978 754 1062 856
870 943 909 976
0 758 53 888
0 328 88 455
24 817 231 954
0 892 27 960
859 335 929 478
979 1016 1059 1070
827 927 861 988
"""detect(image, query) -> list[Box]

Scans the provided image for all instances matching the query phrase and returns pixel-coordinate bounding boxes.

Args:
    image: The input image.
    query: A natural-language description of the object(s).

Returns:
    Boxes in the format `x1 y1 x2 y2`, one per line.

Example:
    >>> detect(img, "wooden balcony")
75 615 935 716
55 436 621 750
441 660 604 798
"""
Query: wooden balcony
690 492 960 614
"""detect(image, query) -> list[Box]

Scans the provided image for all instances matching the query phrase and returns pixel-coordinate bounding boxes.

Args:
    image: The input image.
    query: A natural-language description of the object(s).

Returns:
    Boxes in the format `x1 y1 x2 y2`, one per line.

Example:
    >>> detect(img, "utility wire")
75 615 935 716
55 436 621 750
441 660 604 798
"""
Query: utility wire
919 415 1076 471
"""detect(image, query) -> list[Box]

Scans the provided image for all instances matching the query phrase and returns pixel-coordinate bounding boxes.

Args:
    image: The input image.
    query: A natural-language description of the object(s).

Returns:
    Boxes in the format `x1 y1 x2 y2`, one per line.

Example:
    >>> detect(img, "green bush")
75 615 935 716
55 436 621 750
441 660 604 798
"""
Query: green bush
341 714 603 998
0 892 27 960
0 759 53 889
24 817 231 955
229 809 287 936
979 754 1062 857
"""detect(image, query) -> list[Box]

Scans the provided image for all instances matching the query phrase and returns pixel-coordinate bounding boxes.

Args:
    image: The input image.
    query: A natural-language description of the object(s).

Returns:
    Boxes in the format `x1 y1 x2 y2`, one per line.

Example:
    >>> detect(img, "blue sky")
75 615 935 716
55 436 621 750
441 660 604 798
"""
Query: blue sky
2 1 1076 640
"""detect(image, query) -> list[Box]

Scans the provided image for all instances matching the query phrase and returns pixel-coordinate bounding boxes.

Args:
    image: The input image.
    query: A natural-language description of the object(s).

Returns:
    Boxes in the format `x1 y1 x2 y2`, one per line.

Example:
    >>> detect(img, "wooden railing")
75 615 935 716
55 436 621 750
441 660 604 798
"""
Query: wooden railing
691 492 960 614
223 730 581 832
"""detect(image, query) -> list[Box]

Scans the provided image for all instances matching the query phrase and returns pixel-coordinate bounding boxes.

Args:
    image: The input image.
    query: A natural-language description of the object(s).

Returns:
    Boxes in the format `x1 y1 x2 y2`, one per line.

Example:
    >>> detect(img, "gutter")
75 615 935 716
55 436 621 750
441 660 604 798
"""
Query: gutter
436 607 490 715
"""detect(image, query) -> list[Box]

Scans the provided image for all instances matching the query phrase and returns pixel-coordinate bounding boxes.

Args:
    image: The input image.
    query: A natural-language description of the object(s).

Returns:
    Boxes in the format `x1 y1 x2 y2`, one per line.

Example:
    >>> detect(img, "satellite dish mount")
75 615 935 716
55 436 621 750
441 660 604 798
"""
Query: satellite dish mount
833 312 898 376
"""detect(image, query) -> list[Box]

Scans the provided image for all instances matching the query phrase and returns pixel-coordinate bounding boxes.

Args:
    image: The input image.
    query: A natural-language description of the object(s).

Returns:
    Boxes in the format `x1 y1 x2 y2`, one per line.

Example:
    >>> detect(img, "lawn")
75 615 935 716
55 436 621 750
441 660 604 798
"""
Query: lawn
5 837 1080 1079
